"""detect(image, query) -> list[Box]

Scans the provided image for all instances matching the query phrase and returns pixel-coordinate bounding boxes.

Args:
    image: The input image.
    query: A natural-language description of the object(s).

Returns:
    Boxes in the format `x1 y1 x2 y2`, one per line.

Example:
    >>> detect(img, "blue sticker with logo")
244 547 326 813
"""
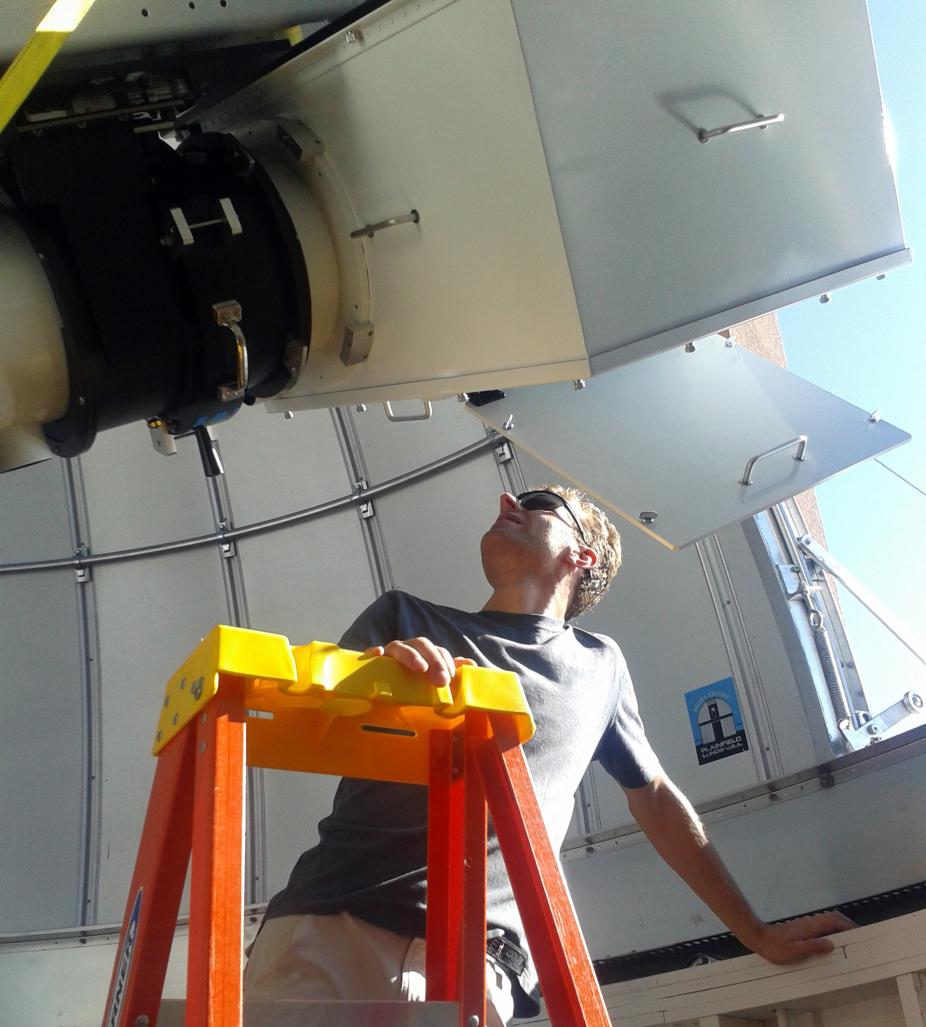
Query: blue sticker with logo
684 677 749 765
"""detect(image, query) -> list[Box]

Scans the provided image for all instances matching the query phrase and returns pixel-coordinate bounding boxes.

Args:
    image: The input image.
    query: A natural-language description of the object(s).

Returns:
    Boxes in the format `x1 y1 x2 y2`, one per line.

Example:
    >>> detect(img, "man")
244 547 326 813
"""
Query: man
245 486 853 1023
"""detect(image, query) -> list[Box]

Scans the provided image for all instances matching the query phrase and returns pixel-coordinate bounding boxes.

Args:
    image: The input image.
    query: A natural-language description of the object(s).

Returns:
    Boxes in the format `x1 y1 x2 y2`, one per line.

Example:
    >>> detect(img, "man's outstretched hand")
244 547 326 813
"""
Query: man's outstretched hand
747 911 857 964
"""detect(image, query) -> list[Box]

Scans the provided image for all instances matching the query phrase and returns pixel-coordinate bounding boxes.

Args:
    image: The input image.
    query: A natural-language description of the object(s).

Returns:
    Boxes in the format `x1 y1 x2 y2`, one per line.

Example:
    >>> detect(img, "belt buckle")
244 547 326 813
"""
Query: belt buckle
487 936 526 977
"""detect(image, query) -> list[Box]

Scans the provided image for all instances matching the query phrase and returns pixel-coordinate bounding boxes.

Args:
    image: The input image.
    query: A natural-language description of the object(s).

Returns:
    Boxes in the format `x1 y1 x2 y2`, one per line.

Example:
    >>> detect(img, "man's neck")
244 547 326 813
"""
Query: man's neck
481 580 570 620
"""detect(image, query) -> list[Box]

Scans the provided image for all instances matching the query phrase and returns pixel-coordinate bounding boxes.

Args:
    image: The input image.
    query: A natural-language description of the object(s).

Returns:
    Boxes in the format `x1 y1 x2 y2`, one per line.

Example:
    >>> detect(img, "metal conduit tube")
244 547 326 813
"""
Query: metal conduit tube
0 433 500 574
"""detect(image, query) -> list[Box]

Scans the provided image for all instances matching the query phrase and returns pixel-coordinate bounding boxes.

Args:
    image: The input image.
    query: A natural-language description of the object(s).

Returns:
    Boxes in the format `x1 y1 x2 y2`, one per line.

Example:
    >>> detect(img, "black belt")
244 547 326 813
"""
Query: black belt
486 935 527 977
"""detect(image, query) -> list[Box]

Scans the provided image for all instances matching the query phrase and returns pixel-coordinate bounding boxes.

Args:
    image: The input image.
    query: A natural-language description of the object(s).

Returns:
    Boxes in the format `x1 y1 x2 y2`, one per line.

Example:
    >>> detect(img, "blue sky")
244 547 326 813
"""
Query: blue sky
778 0 925 724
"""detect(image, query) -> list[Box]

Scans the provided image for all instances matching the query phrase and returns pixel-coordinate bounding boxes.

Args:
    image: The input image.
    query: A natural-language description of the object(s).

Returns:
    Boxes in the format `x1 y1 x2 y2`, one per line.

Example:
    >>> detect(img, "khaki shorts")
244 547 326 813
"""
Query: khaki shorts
244 911 515 1026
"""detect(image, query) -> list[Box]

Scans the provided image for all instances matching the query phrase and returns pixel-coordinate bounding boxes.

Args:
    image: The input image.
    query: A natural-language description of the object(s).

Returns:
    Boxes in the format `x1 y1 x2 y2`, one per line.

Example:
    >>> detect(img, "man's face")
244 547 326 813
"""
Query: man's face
480 492 588 584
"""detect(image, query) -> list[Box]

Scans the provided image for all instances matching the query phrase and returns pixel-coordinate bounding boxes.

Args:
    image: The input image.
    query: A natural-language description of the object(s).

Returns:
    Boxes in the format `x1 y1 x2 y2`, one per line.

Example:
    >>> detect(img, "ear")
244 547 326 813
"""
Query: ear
573 545 598 572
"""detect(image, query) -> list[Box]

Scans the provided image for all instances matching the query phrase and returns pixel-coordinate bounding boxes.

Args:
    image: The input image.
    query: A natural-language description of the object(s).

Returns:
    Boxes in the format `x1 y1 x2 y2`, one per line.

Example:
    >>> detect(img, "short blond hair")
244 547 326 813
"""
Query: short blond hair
541 484 622 620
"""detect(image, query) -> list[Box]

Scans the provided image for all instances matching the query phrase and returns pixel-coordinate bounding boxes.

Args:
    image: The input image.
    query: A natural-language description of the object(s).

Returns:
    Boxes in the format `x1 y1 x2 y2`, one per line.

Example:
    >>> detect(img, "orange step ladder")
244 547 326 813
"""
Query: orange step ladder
101 625 612 1027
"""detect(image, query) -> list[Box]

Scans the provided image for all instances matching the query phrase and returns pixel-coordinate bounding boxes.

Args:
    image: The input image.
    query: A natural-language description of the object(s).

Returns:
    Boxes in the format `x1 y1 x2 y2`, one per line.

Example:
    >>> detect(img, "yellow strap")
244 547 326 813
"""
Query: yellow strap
0 0 100 134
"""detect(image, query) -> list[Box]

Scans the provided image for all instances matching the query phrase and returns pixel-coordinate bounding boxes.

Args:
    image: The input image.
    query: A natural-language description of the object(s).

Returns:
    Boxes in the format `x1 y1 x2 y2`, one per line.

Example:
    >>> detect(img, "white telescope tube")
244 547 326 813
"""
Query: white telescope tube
0 212 68 470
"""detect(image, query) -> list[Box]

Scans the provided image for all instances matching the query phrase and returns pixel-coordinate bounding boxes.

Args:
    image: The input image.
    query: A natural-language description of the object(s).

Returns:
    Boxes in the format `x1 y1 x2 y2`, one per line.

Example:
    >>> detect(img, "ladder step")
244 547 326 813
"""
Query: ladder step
156 998 460 1026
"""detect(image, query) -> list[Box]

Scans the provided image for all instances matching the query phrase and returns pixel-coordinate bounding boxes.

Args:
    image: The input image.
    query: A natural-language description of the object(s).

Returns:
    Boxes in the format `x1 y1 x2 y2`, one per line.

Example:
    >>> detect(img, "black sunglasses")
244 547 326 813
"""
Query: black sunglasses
516 490 588 544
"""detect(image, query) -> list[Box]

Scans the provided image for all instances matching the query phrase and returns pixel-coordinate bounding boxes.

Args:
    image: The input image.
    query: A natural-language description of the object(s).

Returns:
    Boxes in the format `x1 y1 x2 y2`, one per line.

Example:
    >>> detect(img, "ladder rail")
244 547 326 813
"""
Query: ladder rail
100 729 196 1027
471 715 612 1027
186 680 247 1025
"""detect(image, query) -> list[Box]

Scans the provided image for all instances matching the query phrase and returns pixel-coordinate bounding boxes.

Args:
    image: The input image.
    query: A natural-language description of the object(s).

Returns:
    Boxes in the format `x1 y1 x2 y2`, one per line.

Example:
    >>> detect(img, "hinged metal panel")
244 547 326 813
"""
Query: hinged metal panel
468 336 910 550
510 0 909 372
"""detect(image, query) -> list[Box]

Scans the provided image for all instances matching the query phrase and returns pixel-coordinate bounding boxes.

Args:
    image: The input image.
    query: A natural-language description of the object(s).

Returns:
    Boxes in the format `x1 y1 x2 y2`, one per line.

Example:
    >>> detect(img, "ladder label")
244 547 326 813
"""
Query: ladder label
105 887 143 1027
684 678 749 766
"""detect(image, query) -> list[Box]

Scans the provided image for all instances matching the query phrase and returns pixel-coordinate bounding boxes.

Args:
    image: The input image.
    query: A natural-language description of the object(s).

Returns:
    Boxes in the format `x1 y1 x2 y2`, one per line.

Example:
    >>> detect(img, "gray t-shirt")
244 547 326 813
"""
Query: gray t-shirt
265 590 661 1016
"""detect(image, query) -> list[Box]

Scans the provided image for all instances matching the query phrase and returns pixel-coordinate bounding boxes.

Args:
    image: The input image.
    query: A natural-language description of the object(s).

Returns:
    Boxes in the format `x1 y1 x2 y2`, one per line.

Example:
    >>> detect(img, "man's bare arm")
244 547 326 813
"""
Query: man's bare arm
624 773 855 964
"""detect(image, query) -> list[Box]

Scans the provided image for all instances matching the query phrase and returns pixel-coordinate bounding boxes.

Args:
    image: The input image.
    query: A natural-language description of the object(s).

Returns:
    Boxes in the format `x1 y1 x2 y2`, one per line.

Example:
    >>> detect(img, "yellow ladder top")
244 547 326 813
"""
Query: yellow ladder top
152 625 534 785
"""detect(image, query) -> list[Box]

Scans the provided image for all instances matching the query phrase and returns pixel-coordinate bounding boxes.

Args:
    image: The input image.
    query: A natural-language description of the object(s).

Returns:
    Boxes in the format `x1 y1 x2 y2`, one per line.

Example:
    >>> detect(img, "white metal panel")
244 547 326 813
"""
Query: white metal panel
236 515 374 642
93 551 229 924
0 572 84 932
213 407 350 526
77 423 217 552
205 0 590 406
371 466 506 614
0 458 71 562
236 516 378 899
347 399 490 484
470 337 910 551
511 0 908 370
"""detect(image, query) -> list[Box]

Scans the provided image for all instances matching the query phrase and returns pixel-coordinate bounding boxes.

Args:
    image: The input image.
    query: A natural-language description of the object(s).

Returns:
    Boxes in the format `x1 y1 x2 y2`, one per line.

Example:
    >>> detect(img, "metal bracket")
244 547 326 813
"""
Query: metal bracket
355 480 375 520
276 120 325 164
146 418 178 457
841 691 924 748
340 321 375 367
163 197 243 247
494 441 513 465
776 563 802 597
74 544 91 584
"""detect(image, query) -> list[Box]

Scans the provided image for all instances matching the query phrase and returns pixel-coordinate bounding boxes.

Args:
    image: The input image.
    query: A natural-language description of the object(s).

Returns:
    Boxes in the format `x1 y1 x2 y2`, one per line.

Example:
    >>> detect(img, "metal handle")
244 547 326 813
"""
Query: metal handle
165 197 243 246
351 209 420 239
213 300 249 402
698 112 784 143
383 400 433 423
739 435 807 486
